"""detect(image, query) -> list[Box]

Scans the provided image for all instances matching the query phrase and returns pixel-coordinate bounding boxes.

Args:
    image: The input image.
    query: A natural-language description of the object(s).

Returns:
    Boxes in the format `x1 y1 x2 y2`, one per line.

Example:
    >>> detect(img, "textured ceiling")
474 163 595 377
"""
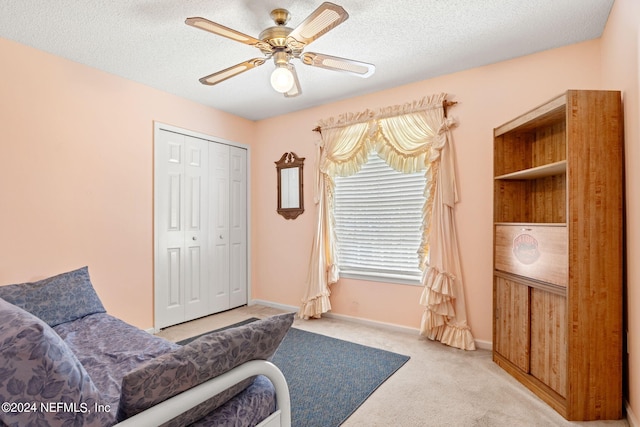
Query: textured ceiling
0 1 614 121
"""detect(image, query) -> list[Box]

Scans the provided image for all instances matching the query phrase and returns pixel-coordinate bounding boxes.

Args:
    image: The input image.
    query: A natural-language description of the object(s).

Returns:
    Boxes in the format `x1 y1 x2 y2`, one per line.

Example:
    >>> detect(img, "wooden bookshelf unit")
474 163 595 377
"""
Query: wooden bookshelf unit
492 90 623 421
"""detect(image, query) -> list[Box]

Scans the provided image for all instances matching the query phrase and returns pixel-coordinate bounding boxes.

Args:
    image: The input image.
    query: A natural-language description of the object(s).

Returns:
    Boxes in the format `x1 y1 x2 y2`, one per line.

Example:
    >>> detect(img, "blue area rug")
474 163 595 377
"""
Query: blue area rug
271 326 410 427
178 317 410 427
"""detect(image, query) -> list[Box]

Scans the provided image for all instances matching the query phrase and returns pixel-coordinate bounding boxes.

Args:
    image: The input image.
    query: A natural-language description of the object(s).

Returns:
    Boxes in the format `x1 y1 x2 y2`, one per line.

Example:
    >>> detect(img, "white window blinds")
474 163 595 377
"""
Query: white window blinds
333 151 426 284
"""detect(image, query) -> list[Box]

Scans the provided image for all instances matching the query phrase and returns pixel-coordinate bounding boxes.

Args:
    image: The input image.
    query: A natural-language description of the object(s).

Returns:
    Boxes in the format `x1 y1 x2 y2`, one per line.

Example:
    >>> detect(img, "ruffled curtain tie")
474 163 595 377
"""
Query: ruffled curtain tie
438 116 456 134
429 117 456 163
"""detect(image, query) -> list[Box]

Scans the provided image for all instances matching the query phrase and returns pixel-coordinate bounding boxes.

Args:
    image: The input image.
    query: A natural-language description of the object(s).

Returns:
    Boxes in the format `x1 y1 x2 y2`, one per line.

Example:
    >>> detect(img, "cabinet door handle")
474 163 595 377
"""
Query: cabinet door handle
192 236 197 241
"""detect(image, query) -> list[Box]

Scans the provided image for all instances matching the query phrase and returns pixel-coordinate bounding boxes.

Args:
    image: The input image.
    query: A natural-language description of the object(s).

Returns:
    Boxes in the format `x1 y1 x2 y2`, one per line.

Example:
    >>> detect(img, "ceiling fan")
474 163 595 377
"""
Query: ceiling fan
185 2 375 98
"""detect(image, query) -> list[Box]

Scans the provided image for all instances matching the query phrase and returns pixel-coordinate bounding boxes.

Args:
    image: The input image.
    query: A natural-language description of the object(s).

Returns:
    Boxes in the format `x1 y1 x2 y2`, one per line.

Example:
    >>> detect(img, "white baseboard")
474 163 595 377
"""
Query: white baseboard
325 311 421 336
249 299 299 313
474 339 493 351
251 299 492 350
627 401 637 427
250 299 418 335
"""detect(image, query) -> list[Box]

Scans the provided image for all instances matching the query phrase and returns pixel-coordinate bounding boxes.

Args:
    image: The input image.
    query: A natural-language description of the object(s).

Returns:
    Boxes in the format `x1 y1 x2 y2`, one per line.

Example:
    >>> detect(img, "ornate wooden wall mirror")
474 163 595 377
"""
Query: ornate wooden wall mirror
275 152 305 219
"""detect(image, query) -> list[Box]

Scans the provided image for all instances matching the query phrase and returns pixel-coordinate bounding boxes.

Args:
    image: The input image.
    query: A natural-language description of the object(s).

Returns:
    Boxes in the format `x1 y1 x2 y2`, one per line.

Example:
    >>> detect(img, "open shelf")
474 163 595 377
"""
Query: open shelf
494 222 566 227
495 160 566 180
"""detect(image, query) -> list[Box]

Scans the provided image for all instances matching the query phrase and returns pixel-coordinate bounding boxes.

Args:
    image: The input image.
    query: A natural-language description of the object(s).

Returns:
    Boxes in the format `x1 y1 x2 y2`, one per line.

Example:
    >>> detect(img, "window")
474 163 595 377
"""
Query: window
333 150 427 285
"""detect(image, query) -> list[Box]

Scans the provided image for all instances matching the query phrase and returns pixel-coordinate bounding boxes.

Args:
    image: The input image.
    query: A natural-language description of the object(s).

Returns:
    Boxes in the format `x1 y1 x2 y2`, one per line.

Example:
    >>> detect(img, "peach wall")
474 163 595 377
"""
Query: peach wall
0 37 256 329
252 40 603 343
600 0 640 422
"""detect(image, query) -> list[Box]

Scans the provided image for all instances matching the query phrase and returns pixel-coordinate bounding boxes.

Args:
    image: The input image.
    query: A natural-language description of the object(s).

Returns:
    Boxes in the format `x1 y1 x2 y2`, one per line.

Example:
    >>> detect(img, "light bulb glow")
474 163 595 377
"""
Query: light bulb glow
270 67 294 93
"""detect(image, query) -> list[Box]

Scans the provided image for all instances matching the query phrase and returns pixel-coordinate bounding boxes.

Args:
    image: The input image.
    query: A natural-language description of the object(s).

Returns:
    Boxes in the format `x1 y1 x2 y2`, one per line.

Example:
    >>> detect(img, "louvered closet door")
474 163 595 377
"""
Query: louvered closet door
155 130 210 329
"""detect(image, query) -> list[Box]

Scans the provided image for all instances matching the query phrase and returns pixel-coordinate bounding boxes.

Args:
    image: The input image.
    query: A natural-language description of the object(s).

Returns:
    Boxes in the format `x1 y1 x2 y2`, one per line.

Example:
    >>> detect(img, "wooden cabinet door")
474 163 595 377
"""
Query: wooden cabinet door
530 288 567 397
494 225 567 286
494 275 530 371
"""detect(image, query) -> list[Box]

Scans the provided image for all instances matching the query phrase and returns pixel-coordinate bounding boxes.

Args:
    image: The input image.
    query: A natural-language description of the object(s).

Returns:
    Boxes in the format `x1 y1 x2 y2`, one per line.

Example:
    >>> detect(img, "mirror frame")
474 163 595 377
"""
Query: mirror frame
275 152 305 220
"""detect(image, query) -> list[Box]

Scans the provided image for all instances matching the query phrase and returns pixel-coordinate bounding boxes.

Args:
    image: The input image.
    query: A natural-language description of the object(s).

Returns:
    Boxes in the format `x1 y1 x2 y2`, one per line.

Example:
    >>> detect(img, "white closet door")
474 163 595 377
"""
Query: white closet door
229 146 247 308
183 137 210 321
155 130 209 329
209 143 231 313
155 124 248 329
209 144 248 312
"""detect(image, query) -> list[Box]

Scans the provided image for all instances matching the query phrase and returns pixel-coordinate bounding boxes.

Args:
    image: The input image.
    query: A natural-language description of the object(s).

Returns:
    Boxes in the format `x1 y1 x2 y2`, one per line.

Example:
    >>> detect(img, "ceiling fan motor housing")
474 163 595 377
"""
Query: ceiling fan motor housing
259 26 293 52
259 9 298 56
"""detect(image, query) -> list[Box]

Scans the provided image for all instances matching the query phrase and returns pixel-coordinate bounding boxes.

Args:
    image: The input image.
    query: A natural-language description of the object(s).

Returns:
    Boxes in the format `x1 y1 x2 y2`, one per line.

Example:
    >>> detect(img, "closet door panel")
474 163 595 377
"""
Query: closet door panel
165 247 182 311
183 138 209 321
229 147 247 308
155 131 186 329
164 170 184 311
209 143 231 312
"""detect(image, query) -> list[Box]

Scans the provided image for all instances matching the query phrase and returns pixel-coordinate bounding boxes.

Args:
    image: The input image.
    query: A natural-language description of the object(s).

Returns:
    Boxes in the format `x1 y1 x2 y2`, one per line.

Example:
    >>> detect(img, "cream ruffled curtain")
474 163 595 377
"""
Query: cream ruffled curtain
299 93 475 350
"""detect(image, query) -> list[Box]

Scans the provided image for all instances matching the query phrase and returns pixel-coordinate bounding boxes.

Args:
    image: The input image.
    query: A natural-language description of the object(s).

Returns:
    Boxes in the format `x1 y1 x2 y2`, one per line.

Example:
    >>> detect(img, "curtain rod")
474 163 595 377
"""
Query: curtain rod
443 100 458 117
312 100 458 133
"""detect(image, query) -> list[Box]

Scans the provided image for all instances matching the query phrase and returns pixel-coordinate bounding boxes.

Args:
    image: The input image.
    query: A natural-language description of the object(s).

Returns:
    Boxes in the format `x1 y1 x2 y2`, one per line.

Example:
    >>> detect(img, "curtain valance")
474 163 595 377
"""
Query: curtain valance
316 95 450 176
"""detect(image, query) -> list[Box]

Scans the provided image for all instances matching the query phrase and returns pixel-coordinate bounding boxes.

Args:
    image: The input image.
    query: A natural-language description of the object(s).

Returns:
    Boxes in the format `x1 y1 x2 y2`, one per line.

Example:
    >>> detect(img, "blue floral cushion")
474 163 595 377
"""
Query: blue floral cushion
0 297 114 427
0 267 106 327
116 312 294 426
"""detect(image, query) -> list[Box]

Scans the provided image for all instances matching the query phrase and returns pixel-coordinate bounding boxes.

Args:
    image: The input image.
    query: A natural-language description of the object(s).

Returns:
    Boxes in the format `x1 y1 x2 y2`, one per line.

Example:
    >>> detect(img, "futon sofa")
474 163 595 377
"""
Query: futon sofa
0 267 293 427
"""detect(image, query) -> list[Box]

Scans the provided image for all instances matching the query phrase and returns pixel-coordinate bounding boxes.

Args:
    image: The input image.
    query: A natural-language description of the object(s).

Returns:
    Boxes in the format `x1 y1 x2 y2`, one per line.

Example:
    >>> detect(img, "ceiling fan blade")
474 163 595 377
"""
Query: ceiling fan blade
301 52 375 78
186 17 273 52
199 58 266 86
287 2 348 47
284 64 302 98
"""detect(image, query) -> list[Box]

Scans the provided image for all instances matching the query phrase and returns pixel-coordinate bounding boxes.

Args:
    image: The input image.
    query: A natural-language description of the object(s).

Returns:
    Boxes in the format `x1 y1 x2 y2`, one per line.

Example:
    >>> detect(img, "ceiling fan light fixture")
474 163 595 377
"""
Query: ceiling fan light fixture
270 65 295 93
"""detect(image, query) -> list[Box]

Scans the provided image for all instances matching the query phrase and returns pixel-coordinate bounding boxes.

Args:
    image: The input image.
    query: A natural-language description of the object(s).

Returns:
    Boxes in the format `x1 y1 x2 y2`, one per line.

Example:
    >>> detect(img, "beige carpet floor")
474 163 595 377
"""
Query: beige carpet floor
156 305 629 427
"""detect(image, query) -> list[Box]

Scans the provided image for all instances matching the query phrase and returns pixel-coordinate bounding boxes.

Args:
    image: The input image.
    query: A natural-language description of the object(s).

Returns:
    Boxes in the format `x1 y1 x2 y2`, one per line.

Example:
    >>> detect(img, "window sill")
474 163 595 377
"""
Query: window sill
339 271 422 287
